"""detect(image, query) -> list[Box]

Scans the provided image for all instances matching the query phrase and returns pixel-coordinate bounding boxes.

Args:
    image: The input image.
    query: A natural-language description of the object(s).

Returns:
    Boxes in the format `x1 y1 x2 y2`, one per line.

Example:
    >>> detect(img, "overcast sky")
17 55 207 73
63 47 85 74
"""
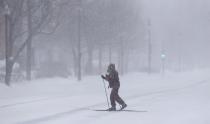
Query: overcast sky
137 0 210 67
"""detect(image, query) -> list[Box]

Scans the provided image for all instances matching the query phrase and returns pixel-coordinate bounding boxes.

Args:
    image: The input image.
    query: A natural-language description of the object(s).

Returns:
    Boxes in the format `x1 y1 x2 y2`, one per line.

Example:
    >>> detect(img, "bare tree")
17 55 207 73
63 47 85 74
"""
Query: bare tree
3 0 60 85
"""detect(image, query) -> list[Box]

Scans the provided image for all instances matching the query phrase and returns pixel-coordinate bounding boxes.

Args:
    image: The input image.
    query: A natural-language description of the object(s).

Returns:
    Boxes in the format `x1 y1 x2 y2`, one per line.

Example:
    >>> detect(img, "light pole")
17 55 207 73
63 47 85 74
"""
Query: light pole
147 19 152 74
161 41 166 76
161 52 166 76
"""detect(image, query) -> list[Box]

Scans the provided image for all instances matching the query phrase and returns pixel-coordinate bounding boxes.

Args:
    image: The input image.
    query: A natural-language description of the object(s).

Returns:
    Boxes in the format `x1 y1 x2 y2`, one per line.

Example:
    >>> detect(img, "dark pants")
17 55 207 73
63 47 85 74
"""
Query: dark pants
110 87 125 108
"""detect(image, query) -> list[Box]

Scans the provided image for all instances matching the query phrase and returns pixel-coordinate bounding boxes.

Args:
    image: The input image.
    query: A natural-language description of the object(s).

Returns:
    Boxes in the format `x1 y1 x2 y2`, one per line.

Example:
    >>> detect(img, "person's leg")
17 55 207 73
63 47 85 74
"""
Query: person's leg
110 88 116 110
113 88 126 105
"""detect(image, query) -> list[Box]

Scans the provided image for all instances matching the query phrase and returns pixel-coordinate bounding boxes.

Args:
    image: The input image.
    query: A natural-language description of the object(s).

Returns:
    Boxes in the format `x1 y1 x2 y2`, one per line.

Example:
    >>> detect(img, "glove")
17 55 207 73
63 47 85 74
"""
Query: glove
101 75 106 79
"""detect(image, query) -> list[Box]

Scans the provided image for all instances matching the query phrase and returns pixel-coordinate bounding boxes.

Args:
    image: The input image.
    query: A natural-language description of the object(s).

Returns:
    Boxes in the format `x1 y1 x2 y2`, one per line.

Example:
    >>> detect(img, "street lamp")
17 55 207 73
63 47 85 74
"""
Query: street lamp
147 19 152 74
161 52 166 76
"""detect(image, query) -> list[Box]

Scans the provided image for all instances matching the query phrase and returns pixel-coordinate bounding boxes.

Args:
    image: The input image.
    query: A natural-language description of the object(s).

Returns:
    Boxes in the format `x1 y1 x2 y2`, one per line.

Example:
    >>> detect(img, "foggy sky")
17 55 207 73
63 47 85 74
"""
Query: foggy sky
139 0 210 68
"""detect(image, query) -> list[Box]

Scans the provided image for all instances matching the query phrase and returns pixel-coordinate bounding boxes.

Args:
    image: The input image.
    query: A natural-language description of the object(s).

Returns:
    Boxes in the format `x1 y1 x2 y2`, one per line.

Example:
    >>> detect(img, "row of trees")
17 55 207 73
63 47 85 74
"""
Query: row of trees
0 0 146 85
0 0 66 85
60 0 146 80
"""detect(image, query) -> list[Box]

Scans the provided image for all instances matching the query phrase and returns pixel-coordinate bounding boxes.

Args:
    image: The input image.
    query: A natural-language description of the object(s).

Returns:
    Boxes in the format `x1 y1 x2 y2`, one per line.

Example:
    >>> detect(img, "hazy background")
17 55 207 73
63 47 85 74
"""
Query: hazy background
141 0 210 70
0 0 210 83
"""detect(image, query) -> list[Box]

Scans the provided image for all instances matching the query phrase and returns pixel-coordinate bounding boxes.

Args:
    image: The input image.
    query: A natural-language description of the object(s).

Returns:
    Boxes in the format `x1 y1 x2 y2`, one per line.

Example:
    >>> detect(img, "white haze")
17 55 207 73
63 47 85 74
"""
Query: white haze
139 0 210 70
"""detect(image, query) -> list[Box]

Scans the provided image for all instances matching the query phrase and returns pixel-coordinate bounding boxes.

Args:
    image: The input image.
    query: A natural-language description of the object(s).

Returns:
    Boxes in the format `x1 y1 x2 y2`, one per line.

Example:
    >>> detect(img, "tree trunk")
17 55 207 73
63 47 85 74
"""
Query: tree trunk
71 47 77 77
109 43 112 63
86 45 93 75
118 40 124 75
98 46 102 74
78 51 81 81
5 13 13 85
26 38 32 80
124 50 129 74
26 0 32 81
77 6 82 81
5 60 13 86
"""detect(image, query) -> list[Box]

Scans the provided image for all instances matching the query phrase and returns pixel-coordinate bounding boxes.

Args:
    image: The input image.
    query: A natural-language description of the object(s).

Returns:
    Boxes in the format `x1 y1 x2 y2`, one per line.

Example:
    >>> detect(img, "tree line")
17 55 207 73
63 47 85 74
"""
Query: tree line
0 0 145 86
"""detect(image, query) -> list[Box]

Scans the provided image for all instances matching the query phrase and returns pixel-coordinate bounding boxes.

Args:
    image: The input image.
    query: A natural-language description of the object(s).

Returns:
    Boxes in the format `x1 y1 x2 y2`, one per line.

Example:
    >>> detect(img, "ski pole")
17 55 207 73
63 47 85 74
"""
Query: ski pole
102 79 110 108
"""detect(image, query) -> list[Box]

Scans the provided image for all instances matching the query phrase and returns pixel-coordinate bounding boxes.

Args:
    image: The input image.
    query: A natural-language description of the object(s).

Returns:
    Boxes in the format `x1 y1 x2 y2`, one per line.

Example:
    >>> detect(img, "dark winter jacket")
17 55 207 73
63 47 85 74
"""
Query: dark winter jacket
105 70 120 88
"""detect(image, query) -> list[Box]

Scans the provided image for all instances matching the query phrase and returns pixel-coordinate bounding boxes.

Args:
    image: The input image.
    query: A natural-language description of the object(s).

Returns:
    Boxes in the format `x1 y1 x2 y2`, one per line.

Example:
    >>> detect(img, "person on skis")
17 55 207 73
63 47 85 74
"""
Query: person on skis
101 63 127 111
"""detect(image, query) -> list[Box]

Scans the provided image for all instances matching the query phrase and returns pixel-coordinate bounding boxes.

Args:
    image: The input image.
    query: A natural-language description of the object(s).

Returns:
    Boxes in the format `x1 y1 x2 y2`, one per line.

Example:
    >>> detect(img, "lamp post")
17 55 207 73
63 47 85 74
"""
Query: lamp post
147 19 152 74
161 41 166 76
161 52 166 76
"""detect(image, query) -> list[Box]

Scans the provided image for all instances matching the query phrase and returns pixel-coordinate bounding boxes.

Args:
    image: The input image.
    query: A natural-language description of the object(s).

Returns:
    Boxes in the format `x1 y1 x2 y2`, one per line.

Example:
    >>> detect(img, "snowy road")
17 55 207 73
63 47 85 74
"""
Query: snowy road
0 70 210 124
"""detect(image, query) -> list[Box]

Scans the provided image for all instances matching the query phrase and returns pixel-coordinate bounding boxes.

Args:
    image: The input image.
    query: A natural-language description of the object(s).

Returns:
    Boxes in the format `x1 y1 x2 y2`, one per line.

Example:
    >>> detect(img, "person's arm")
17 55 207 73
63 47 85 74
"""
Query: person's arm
101 75 106 79
101 74 109 81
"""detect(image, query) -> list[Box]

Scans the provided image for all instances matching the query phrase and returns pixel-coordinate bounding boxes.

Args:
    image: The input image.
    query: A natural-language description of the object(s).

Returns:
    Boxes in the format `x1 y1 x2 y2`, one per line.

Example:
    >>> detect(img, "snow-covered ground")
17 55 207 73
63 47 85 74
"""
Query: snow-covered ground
0 69 210 124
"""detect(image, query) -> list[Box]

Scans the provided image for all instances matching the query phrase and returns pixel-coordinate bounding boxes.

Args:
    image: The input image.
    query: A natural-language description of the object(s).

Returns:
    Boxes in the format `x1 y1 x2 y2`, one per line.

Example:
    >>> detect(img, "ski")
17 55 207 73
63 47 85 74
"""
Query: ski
93 109 147 112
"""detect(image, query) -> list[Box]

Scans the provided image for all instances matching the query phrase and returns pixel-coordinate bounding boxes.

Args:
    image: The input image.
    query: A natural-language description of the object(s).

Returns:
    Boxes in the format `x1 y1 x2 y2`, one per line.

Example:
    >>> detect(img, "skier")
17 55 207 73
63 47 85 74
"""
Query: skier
101 63 127 111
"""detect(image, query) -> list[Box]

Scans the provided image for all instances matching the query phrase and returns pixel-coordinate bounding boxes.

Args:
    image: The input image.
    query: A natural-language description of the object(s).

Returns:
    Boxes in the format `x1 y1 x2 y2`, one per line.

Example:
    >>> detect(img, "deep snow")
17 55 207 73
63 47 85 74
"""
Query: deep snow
0 69 210 124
